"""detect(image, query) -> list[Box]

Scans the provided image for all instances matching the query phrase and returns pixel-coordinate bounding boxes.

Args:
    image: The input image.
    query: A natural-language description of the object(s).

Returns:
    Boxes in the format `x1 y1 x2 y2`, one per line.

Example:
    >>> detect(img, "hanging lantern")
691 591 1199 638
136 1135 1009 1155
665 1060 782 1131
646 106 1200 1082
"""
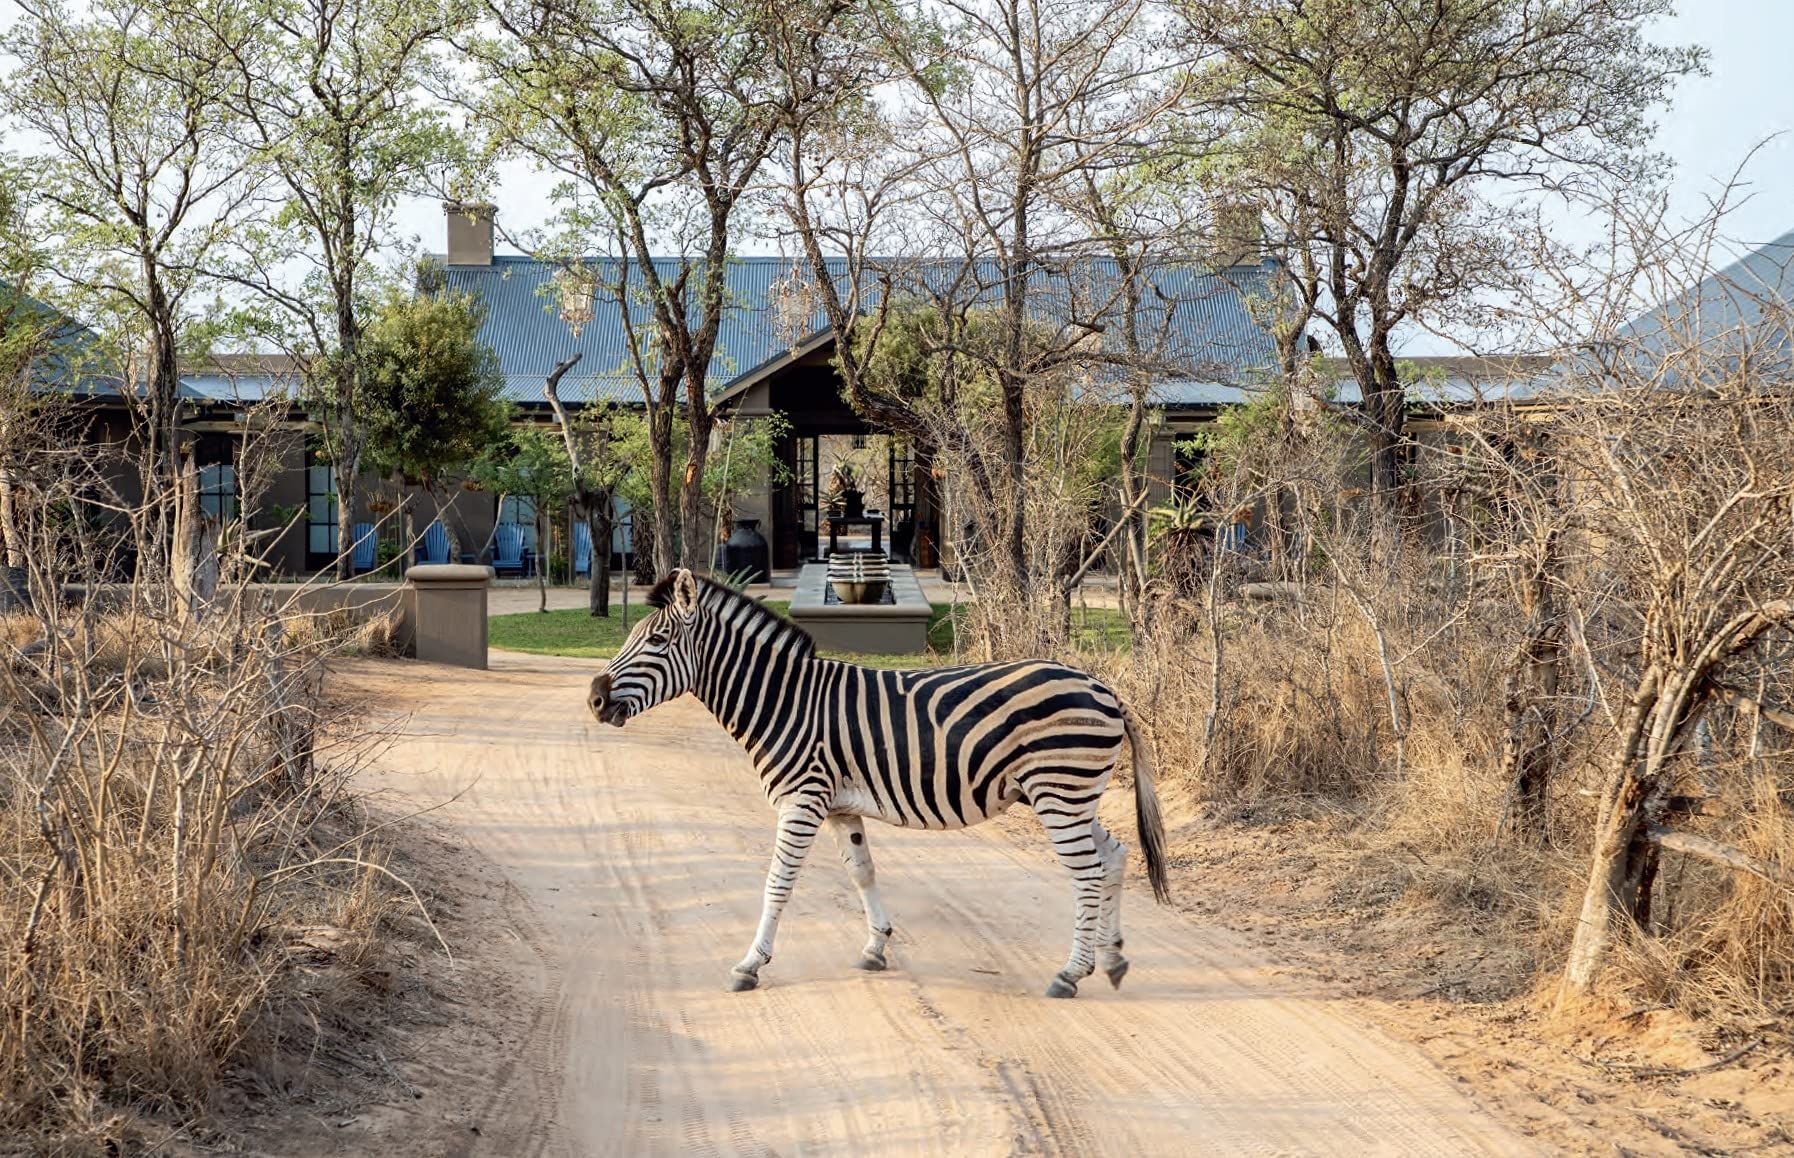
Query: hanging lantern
556 266 595 338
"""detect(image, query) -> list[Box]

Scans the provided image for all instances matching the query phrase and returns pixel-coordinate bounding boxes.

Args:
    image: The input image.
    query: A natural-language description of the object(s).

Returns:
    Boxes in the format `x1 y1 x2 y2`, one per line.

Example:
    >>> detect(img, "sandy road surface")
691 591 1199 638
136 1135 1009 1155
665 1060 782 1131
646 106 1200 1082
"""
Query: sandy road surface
351 651 1531 1157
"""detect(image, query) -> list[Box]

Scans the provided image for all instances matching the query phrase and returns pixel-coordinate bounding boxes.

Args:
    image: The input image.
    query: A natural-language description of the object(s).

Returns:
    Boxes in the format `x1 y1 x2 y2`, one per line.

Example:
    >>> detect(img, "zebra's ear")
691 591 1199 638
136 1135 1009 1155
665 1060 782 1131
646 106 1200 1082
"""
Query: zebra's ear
670 567 700 613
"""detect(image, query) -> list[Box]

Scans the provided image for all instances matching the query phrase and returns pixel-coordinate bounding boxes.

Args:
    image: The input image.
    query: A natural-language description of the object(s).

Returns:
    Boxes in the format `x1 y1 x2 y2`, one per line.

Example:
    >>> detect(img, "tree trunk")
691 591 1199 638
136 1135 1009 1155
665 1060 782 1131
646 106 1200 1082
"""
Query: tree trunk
587 502 612 617
1502 527 1565 843
1366 331 1404 501
535 501 549 613
1507 629 1563 841
1117 386 1152 632
0 464 22 570
172 449 219 619
334 434 361 582
678 400 715 573
1559 689 1659 1002
647 402 676 580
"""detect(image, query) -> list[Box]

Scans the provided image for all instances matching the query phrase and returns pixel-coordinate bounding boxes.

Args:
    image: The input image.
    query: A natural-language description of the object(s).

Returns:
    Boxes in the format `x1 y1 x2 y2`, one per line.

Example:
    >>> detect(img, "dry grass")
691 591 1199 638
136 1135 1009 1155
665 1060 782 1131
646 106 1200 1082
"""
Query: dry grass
0 594 404 1152
1003 557 1794 1034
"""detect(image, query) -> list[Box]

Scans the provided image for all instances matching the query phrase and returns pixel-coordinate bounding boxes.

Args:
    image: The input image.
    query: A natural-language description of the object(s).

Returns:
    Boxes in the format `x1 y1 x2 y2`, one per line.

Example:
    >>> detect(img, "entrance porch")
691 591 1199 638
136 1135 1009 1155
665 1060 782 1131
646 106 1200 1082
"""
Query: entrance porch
718 344 939 573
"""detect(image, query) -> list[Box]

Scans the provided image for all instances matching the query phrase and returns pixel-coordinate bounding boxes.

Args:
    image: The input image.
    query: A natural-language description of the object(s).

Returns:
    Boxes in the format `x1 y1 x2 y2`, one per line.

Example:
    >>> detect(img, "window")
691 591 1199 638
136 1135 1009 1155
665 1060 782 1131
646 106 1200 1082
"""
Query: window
192 432 238 521
198 464 237 520
308 456 337 556
499 494 538 552
888 436 915 510
797 435 818 536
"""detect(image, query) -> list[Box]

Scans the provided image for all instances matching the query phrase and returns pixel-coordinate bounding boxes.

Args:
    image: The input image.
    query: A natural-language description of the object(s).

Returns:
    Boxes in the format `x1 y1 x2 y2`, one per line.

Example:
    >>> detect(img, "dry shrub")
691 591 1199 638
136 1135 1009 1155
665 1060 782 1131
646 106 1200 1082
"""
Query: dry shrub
0 593 405 1152
285 602 405 657
0 410 414 1148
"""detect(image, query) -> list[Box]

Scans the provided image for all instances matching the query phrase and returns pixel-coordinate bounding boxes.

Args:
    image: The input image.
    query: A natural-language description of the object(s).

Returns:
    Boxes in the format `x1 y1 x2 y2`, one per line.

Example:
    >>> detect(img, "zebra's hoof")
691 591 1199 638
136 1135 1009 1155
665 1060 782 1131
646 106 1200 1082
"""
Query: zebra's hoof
1045 976 1079 999
1105 958 1130 989
855 951 888 972
728 972 759 992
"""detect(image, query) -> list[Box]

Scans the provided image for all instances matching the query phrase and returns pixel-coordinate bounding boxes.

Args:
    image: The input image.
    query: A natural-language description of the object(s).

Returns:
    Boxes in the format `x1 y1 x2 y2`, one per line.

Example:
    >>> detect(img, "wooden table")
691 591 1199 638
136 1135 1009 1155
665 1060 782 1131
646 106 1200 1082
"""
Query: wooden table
826 514 884 556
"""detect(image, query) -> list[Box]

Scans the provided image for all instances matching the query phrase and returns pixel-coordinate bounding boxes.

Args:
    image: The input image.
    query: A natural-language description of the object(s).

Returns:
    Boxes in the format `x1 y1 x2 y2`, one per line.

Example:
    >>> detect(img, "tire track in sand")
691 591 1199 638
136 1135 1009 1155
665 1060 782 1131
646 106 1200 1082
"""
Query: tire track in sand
351 652 1536 1157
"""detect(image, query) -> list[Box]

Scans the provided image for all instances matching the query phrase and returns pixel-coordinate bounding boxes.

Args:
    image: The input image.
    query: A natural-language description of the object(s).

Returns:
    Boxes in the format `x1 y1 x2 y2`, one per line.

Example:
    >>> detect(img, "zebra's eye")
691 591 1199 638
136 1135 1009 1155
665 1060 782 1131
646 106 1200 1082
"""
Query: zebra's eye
648 630 670 647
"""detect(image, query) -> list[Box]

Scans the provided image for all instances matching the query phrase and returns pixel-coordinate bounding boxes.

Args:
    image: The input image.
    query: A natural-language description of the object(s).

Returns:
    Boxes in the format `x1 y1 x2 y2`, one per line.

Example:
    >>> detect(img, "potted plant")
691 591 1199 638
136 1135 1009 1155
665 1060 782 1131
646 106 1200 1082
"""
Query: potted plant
828 461 864 519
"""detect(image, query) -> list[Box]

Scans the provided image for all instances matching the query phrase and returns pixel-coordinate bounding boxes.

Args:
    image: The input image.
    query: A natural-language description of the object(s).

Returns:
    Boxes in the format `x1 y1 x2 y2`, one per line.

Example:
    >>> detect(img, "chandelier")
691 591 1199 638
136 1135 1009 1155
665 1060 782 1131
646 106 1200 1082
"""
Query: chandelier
555 266 596 339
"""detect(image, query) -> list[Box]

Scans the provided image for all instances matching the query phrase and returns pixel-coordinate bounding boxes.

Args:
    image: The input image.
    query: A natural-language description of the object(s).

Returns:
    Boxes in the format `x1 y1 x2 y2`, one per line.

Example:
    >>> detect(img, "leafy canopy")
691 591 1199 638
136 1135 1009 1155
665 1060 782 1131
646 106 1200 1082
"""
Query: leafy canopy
360 282 508 484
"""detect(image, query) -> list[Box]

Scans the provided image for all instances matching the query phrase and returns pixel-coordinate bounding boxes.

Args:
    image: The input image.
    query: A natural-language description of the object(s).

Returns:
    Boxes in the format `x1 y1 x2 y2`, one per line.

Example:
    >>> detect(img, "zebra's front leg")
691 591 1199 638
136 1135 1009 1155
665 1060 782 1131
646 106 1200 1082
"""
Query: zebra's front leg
731 798 826 992
826 814 893 972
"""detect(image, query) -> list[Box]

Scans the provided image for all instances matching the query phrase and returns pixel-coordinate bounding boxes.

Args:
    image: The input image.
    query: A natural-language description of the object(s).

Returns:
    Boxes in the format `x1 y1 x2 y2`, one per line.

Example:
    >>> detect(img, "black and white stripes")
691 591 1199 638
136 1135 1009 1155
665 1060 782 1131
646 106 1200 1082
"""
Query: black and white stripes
590 568 1170 998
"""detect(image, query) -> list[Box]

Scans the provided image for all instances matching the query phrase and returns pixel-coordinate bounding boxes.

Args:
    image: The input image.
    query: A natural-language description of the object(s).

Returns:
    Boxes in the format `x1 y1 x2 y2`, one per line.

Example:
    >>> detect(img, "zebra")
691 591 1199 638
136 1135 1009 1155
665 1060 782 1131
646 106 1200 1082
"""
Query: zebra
588 568 1170 998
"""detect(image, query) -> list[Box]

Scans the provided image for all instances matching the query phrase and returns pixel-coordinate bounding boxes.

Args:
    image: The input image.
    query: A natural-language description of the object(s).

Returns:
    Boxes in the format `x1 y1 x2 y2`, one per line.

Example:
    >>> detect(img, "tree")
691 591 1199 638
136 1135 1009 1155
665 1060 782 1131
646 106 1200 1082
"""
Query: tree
542 358 631 617
470 0 799 575
472 422 572 613
0 155 55 574
222 0 463 578
3 0 264 531
359 276 510 556
772 0 1192 647
1179 0 1702 505
361 285 508 486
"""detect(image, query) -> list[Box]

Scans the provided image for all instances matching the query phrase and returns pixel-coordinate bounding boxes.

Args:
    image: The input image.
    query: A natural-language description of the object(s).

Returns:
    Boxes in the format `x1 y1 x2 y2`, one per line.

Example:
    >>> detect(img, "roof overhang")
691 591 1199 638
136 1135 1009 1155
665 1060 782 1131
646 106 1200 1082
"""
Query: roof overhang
713 327 838 414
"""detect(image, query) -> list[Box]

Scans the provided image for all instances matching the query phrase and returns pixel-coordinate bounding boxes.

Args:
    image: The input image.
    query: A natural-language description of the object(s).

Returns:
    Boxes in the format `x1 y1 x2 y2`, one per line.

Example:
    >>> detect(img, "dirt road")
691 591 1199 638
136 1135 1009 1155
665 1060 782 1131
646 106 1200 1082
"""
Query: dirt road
352 652 1532 1156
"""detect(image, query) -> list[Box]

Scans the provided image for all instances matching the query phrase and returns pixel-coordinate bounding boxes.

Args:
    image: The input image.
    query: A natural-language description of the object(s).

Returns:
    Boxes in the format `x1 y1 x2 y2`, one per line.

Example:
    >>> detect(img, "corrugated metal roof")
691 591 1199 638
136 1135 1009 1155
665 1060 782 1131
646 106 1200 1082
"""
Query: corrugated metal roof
439 254 1283 407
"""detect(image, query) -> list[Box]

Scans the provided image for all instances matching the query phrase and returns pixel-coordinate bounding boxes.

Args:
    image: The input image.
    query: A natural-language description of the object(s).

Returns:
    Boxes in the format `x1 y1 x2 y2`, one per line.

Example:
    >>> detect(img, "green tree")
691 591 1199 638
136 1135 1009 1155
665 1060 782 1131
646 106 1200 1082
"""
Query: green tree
472 422 572 613
1179 0 1702 504
468 0 837 575
359 278 508 560
771 0 1191 650
361 280 508 487
0 155 56 572
222 0 464 578
3 0 264 521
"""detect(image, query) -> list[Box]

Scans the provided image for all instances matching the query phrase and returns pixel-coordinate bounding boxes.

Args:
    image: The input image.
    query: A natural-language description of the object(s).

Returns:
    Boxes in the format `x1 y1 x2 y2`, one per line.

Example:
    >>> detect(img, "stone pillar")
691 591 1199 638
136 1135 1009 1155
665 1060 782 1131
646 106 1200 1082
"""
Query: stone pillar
406 563 493 669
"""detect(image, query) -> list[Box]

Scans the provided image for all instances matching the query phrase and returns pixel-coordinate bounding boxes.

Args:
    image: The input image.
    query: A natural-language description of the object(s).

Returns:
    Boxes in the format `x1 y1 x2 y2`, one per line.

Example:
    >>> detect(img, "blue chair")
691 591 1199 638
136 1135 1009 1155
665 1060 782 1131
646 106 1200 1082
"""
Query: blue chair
350 522 377 574
492 523 527 576
420 520 451 565
572 521 593 578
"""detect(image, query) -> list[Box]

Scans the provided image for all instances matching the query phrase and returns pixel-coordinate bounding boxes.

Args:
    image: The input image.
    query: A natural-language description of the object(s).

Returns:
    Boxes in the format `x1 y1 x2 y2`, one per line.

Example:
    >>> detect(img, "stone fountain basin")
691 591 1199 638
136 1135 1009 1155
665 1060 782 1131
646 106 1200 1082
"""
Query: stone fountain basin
828 578 889 605
790 562 930 655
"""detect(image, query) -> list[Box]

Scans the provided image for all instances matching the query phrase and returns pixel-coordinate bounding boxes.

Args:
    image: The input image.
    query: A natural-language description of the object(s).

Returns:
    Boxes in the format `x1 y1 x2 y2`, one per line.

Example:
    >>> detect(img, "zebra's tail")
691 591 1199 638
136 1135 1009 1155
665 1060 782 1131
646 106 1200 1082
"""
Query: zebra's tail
1123 708 1171 904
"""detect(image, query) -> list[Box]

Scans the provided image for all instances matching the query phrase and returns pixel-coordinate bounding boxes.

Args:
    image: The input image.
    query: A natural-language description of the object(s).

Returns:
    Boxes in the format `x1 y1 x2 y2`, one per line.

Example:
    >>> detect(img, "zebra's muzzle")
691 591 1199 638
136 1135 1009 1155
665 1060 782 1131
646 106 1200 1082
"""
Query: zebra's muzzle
589 672 631 727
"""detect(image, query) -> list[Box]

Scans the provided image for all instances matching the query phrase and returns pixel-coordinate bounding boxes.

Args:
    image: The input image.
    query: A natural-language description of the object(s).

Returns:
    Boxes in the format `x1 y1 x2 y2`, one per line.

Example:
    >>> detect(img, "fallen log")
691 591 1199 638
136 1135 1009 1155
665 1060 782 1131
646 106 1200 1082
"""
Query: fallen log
1644 824 1794 891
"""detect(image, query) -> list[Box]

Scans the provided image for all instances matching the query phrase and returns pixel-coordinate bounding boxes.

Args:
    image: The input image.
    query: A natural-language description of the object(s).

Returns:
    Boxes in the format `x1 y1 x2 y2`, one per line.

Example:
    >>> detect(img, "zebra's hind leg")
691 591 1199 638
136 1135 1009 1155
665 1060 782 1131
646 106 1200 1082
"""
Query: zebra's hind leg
1092 819 1129 989
1030 786 1106 999
827 814 893 972
731 798 826 992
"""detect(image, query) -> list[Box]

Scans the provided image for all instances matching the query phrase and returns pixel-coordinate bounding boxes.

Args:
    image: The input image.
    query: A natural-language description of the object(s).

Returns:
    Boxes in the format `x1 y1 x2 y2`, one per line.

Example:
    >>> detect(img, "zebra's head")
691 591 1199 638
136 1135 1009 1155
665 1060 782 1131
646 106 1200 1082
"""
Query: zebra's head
589 568 703 728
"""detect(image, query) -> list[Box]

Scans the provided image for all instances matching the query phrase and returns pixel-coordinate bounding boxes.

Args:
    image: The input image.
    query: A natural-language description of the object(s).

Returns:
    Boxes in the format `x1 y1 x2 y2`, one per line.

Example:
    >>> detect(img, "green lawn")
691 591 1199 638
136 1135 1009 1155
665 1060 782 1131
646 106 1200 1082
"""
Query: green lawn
489 599 963 668
488 599 1130 666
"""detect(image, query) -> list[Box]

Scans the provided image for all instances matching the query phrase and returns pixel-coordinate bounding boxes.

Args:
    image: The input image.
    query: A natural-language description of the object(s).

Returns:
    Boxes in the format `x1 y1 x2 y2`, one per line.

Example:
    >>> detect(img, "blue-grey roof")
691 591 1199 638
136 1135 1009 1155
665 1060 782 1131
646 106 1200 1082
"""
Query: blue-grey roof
2 282 120 396
1613 227 1794 380
438 254 1284 407
173 371 298 403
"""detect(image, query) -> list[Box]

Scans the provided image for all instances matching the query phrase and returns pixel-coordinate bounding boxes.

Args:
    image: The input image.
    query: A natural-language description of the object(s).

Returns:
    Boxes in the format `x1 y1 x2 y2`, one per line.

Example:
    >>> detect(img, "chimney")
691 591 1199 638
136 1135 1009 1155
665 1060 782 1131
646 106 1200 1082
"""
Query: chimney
1209 200 1263 268
443 201 495 266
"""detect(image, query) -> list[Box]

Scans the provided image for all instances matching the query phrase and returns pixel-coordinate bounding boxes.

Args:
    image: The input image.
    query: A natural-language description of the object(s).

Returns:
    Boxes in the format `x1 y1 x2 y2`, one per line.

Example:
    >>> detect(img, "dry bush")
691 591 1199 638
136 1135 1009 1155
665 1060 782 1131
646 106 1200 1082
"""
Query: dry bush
0 407 412 1151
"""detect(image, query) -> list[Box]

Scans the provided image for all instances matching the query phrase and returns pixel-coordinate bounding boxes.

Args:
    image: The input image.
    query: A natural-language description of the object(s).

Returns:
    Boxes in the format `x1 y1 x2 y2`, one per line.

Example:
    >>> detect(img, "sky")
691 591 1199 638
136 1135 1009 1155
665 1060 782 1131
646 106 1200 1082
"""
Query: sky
5 1 1790 350
1641 2 1794 256
384 2 1794 354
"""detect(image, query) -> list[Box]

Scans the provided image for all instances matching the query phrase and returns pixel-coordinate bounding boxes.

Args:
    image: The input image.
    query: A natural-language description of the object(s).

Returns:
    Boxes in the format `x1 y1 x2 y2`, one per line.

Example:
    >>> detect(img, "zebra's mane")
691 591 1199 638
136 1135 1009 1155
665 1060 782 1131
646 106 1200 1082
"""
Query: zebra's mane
647 575 817 660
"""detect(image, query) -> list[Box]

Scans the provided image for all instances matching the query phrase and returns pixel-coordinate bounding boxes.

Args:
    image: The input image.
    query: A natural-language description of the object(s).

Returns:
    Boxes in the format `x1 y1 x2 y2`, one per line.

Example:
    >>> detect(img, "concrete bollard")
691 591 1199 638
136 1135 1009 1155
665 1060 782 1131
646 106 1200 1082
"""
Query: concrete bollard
406 564 494 669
